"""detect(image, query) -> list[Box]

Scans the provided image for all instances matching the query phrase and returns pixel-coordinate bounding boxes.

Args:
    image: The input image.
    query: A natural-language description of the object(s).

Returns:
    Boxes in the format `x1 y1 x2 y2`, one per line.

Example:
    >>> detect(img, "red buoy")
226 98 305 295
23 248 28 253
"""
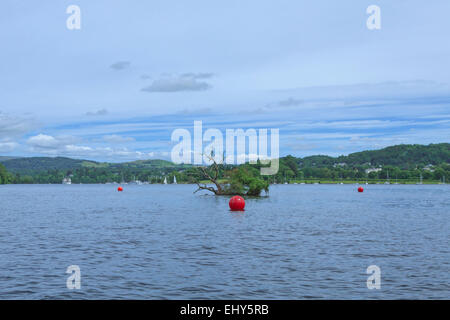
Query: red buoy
229 195 245 211
118 186 123 192
358 186 364 193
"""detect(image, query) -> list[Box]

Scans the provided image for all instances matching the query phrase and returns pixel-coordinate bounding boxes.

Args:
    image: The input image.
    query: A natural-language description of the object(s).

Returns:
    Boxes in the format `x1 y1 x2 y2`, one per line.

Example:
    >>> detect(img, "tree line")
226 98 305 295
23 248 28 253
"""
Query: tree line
1 143 448 184
1 159 448 185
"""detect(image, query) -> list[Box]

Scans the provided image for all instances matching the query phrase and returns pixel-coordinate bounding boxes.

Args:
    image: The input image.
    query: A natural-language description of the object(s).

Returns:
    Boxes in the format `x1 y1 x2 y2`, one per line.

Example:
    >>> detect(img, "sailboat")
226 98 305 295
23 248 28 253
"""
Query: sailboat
173 176 177 184
416 174 423 185
163 177 167 184
384 170 390 184
130 175 143 185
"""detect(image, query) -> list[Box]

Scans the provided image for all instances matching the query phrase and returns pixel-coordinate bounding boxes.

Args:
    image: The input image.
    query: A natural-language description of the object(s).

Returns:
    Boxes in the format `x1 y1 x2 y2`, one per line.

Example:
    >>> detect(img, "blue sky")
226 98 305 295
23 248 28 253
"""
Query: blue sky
0 0 449 162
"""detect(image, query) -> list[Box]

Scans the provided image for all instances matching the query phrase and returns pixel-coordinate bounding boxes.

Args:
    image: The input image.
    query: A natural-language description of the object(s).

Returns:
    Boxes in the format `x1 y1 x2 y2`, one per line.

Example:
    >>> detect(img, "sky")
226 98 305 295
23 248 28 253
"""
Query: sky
0 0 449 162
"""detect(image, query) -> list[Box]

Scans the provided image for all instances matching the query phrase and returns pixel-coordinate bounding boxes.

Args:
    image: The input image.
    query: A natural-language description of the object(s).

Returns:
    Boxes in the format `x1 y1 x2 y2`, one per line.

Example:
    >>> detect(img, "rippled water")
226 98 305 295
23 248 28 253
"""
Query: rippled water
0 184 448 299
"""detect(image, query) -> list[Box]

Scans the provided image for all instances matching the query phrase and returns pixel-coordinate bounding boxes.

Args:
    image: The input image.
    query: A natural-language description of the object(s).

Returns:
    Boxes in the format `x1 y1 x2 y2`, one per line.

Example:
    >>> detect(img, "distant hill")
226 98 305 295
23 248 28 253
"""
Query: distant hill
0 156 188 175
109 159 180 169
296 143 449 169
0 156 21 161
1 143 448 175
337 143 450 168
0 157 91 174
297 155 335 168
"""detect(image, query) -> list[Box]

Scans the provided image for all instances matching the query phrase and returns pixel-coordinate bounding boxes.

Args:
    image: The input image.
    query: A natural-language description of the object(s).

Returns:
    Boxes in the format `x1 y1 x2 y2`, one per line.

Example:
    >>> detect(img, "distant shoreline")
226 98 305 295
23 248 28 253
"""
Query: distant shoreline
1 182 447 186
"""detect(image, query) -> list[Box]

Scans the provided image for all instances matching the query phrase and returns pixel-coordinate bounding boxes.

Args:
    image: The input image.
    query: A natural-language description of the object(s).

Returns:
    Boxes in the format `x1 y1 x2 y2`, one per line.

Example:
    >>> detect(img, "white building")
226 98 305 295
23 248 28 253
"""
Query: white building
365 168 382 174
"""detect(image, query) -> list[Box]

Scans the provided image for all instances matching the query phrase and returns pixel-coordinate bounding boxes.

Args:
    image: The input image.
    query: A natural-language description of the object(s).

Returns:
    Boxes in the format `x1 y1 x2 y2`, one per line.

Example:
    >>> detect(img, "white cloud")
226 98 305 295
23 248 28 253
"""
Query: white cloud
176 107 213 115
102 134 135 143
27 134 78 149
27 134 59 148
0 141 18 152
25 133 158 161
0 112 36 140
65 145 94 153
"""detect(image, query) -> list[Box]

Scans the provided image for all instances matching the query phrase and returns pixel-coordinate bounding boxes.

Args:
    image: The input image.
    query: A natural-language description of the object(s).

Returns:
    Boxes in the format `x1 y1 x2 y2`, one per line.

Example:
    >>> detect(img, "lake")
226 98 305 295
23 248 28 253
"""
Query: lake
0 184 448 299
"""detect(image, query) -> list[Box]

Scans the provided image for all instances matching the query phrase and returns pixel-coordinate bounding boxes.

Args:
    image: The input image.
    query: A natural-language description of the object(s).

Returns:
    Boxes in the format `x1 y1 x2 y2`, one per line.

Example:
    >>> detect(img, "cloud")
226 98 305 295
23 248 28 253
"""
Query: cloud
0 112 36 140
176 107 213 115
27 134 59 148
27 134 79 149
141 74 212 92
26 133 154 161
259 97 304 112
65 145 94 153
0 112 37 153
180 72 215 80
86 108 108 116
110 61 131 70
0 141 18 152
102 134 135 143
280 80 450 100
277 97 304 107
287 143 318 151
69 146 158 160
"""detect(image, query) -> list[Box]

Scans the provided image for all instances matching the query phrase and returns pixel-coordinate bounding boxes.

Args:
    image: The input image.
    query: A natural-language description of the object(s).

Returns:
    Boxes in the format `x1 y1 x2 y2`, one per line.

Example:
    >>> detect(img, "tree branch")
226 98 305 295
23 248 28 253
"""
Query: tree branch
195 153 223 194
194 182 218 194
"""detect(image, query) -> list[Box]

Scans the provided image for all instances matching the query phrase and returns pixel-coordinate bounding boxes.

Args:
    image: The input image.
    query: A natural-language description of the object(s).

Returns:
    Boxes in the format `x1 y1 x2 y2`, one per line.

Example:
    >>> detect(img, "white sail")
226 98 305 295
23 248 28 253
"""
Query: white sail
173 176 177 184
163 177 167 184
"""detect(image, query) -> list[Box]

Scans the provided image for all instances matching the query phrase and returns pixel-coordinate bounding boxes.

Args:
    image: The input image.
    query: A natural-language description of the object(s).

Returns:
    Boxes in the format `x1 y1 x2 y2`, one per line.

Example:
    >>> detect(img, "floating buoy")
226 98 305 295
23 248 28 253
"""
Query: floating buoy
118 186 123 192
358 186 364 193
229 195 245 211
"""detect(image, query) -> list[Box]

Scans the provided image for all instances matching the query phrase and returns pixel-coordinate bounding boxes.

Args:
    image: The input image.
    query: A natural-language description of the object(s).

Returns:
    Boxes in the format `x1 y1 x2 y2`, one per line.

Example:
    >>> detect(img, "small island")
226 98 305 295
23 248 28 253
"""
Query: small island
192 156 269 196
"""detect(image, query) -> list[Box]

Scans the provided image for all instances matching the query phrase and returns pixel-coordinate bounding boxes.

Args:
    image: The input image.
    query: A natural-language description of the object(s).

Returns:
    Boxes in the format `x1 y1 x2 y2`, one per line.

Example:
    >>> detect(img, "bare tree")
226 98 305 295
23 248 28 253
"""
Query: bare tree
194 153 224 195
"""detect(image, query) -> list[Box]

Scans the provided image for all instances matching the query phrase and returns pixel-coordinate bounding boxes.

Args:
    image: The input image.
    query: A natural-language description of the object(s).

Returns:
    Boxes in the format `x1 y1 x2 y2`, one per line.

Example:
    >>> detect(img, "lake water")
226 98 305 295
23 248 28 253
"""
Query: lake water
0 184 448 299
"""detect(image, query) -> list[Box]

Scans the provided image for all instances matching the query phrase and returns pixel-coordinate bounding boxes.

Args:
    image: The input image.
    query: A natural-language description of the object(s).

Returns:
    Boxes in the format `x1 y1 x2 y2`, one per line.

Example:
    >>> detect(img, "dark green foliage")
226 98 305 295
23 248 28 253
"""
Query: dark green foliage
265 143 449 183
298 155 335 168
0 157 88 174
333 143 450 169
223 167 269 196
0 163 10 184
